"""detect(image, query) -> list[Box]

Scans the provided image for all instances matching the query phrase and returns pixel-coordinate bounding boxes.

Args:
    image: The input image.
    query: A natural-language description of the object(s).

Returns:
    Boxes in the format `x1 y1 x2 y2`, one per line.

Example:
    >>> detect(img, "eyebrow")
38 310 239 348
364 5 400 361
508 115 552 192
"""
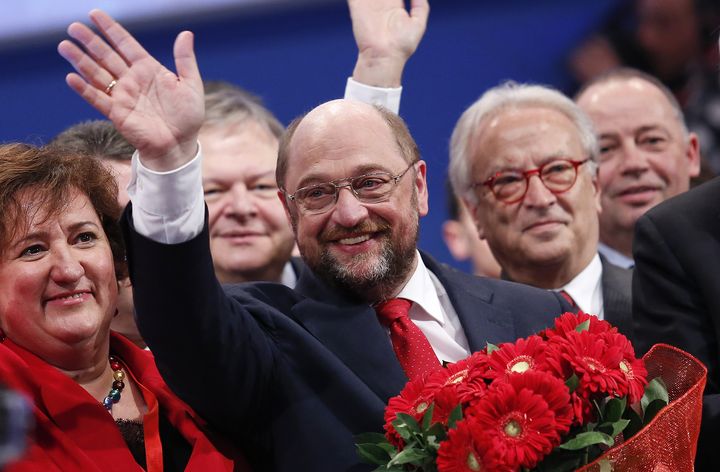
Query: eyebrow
11 221 101 249
295 164 393 189
486 153 572 175
203 169 276 184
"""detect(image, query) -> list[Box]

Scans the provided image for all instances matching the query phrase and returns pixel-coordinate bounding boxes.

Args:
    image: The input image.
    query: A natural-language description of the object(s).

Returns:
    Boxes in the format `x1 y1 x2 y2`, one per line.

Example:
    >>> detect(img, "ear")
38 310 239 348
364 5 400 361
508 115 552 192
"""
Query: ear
588 164 602 215
414 160 429 216
461 196 486 240
442 220 471 261
686 132 701 178
278 190 295 227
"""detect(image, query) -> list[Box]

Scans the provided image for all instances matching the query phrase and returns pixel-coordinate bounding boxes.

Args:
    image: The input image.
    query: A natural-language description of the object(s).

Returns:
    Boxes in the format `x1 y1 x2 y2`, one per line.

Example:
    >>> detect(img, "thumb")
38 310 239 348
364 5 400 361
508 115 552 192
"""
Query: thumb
174 31 202 89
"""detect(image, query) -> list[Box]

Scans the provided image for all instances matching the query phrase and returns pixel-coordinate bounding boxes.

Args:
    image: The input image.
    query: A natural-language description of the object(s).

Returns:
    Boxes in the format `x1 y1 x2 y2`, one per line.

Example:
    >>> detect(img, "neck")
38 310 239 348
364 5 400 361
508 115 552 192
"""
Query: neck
599 228 633 259
60 352 114 404
503 253 593 290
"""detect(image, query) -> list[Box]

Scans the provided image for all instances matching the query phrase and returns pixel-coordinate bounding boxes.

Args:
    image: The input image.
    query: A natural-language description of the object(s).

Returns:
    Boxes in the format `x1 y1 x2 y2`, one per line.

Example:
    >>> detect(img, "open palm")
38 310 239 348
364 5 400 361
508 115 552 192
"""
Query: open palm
58 10 204 169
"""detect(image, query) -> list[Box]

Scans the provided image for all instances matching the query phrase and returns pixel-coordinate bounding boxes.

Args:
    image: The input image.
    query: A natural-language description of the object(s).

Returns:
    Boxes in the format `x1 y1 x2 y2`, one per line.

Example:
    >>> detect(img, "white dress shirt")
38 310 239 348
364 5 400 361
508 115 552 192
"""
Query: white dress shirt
555 253 604 319
395 251 470 364
344 77 401 114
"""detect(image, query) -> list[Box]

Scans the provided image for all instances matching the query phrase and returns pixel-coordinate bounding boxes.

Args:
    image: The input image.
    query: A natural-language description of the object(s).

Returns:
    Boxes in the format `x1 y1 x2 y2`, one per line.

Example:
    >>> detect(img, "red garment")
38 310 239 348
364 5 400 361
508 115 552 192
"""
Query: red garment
375 298 441 380
0 332 249 471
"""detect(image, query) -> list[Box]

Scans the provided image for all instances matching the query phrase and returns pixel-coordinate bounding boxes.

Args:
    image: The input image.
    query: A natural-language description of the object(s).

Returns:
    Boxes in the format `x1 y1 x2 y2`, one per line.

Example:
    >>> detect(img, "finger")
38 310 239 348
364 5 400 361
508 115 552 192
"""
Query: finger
173 31 202 90
67 21 129 79
88 9 150 64
58 39 116 92
409 0 430 23
64 72 113 117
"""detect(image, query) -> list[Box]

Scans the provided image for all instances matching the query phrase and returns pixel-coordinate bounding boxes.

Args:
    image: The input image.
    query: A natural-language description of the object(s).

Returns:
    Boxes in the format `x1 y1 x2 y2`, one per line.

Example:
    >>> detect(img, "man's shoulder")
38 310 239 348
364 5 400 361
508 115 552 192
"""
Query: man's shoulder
421 251 565 308
645 177 720 225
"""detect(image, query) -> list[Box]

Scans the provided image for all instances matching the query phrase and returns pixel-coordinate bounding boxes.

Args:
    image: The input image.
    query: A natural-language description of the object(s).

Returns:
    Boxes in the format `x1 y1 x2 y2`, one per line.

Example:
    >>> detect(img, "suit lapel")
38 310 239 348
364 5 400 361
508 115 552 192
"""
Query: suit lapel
600 256 634 339
292 270 407 402
421 253 515 352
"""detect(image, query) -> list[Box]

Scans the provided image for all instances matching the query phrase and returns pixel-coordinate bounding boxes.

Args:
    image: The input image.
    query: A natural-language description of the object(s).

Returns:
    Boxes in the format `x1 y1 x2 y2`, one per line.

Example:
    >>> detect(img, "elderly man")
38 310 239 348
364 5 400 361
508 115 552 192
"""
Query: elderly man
58 8 570 472
448 83 633 337
575 68 701 268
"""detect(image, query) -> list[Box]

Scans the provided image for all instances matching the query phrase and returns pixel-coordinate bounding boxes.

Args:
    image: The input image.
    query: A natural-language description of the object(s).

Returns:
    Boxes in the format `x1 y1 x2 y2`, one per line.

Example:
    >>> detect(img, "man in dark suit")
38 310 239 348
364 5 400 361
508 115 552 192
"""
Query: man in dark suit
59 7 571 472
447 82 634 338
633 178 720 471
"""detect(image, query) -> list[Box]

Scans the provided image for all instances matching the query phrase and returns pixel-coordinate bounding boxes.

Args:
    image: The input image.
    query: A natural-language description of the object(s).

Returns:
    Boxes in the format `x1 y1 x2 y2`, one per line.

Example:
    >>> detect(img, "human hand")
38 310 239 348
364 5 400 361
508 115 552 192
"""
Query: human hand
58 10 204 172
348 0 429 87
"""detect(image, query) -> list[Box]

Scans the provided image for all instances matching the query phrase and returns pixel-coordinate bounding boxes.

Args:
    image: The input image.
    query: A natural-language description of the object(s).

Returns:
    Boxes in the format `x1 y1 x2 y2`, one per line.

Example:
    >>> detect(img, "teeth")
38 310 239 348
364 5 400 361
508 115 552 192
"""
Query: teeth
338 235 371 245
59 293 84 300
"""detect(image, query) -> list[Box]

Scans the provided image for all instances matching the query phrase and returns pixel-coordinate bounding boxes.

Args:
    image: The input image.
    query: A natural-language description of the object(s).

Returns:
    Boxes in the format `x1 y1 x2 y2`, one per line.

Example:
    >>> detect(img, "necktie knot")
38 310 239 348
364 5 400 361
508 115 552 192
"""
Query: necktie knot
375 298 413 327
559 290 577 308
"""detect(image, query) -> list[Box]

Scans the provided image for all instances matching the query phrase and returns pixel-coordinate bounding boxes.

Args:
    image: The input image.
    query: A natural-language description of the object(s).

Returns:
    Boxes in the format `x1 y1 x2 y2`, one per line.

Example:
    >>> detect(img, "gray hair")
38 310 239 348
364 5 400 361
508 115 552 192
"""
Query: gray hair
202 80 284 139
449 81 599 205
51 120 134 162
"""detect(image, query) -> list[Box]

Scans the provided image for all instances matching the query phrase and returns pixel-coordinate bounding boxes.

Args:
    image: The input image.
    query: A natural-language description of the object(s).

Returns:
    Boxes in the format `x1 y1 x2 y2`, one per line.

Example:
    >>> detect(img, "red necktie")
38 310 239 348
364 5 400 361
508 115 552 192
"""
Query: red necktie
375 298 441 380
559 290 577 308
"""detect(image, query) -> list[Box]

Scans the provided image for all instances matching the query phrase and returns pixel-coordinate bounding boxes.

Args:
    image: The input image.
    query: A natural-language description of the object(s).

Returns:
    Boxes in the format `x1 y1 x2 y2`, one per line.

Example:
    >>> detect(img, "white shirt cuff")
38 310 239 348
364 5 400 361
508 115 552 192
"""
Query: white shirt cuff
344 77 401 114
127 145 205 244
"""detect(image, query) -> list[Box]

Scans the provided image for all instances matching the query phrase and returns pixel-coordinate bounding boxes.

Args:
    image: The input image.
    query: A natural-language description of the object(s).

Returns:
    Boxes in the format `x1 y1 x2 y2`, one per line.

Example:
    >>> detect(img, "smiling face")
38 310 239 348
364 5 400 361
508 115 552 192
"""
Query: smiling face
280 100 428 301
201 121 295 283
466 106 601 288
0 188 117 368
576 77 700 253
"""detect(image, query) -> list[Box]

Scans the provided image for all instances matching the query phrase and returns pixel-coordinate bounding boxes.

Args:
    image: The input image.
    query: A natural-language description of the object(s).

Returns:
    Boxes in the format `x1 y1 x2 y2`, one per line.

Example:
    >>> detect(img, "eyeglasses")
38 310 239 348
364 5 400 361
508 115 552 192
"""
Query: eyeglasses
476 158 590 204
285 162 416 215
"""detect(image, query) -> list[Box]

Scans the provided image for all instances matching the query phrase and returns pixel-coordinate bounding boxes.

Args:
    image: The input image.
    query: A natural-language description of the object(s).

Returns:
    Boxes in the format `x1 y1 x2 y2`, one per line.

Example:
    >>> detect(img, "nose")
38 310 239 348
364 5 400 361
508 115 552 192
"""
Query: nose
50 245 85 284
618 142 650 177
225 185 257 219
330 187 369 227
522 174 557 209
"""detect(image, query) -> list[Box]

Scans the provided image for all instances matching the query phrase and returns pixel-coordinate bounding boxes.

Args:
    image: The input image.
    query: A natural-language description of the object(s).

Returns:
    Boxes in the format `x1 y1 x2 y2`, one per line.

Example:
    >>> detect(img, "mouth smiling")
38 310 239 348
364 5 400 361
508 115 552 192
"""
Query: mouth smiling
45 290 93 305
523 219 565 232
337 234 372 245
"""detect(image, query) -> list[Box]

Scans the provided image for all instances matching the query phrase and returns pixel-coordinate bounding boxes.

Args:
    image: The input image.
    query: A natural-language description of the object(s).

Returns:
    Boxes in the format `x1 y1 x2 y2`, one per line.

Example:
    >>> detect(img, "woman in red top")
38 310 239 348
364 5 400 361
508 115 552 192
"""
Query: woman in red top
0 143 248 471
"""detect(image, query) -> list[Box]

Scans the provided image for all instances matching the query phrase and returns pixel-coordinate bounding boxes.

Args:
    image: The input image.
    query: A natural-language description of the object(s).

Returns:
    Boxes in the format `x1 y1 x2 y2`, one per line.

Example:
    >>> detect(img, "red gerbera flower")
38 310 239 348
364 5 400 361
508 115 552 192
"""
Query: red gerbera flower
437 417 512 472
467 380 562 469
424 353 490 405
546 330 630 423
384 377 432 448
605 332 648 404
486 335 551 381
505 370 573 435
542 311 616 340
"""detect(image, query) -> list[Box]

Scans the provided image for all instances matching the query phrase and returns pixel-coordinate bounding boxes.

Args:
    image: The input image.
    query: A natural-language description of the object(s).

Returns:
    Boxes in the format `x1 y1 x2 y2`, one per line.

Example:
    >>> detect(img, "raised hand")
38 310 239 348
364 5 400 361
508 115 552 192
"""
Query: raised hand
348 0 429 87
58 10 204 171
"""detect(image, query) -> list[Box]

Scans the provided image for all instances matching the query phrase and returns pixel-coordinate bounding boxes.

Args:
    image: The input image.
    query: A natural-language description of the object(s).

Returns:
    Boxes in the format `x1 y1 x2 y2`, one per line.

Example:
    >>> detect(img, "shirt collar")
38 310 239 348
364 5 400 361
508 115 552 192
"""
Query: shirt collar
558 253 602 313
396 250 446 326
598 242 634 269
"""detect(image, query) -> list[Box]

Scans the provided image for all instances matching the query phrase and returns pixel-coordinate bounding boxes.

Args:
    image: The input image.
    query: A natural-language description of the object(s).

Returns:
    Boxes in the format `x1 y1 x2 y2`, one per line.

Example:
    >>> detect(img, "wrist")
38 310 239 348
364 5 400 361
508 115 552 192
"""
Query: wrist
352 52 407 88
138 138 199 173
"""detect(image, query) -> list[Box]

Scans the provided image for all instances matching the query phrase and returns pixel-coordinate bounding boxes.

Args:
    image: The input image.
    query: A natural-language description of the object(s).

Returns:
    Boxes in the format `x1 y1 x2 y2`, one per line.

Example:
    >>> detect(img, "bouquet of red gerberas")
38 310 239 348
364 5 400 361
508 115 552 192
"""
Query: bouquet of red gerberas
357 312 706 471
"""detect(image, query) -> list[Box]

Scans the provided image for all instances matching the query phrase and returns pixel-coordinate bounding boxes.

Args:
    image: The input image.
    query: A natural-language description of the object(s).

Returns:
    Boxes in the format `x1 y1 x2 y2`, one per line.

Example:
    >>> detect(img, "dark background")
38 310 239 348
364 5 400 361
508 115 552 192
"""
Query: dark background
0 0 620 271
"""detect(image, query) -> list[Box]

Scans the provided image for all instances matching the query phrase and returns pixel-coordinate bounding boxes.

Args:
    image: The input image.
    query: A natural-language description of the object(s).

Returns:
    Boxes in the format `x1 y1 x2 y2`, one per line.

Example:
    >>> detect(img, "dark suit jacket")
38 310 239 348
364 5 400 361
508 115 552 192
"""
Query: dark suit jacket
633 177 720 471
600 255 633 341
124 213 570 472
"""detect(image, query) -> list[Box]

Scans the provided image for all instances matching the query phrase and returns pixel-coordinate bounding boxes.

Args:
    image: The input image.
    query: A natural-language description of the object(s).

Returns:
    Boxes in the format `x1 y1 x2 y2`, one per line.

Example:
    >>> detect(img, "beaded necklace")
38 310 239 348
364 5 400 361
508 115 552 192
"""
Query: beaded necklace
103 355 126 412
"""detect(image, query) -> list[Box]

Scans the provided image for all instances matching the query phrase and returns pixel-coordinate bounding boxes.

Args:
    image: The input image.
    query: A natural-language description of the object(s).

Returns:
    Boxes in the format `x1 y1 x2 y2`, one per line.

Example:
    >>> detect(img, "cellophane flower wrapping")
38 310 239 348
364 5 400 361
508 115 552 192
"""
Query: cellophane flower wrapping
357 312 706 472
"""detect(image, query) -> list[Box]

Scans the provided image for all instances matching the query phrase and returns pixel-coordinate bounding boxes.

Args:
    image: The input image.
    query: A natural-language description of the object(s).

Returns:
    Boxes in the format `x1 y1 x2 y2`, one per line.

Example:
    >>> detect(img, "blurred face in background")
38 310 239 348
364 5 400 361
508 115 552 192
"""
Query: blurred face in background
577 77 699 253
201 121 295 284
